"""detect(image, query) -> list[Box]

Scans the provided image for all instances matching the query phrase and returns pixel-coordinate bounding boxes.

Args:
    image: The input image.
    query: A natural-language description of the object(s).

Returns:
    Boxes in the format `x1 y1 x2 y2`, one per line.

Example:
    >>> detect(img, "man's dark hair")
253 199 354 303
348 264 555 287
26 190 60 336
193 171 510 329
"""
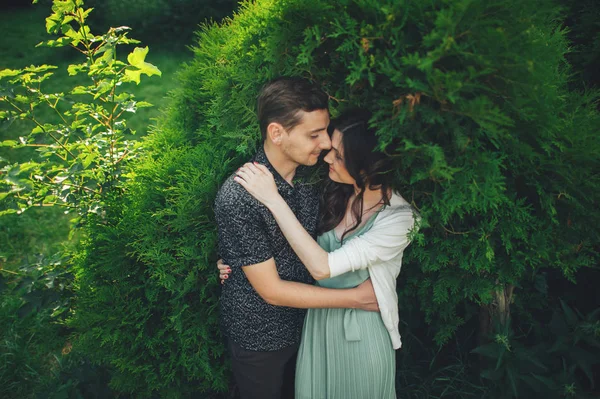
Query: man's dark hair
257 77 329 140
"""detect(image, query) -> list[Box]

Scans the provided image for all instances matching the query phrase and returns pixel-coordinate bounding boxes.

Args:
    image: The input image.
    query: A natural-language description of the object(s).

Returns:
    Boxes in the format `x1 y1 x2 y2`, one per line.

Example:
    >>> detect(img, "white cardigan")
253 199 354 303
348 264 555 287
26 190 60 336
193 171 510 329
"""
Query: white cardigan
327 192 418 349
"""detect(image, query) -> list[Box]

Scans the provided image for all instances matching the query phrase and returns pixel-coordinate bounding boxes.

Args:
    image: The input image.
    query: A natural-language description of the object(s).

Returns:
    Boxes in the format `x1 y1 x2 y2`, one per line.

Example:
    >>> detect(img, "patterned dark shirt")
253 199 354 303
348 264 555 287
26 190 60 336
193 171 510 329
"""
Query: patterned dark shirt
214 147 319 351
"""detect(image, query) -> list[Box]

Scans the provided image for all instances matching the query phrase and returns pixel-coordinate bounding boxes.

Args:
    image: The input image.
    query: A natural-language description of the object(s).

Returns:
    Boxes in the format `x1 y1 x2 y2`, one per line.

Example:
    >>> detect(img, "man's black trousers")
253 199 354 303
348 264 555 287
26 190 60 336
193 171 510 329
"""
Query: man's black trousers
228 340 299 399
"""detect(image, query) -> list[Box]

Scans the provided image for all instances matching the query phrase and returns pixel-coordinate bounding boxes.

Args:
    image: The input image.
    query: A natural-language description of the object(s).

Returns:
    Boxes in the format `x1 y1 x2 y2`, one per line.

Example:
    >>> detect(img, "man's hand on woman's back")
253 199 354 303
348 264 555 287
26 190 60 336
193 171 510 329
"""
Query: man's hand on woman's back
353 279 379 312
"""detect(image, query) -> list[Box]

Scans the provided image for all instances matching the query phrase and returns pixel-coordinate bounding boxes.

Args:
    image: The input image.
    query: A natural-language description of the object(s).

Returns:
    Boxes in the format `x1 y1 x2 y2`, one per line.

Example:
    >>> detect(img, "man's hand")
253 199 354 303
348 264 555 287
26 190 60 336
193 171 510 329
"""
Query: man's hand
354 279 379 312
217 259 231 284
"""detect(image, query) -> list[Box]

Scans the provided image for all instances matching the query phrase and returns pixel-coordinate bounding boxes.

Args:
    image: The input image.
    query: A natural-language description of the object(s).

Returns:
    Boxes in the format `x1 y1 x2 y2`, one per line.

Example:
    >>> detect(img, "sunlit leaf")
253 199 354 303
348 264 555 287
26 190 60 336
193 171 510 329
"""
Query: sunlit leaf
124 47 161 84
0 69 21 79
45 14 62 34
37 36 73 48
67 63 87 76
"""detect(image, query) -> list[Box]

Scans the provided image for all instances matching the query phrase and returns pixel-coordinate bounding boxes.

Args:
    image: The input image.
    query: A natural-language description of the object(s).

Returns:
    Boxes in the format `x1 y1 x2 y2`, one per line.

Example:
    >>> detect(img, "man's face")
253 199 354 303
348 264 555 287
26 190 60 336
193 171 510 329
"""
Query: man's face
281 109 331 166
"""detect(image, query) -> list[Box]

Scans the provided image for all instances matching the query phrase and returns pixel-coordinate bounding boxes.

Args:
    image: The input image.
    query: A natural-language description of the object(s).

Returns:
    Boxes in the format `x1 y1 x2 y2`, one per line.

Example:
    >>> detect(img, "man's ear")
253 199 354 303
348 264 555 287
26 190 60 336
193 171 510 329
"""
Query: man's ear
266 122 285 146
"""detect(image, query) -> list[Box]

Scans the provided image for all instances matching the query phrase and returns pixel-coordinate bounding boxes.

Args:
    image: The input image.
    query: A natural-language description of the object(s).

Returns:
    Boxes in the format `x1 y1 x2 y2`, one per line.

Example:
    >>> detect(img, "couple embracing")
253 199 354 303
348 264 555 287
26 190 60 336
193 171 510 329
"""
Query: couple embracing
215 77 418 399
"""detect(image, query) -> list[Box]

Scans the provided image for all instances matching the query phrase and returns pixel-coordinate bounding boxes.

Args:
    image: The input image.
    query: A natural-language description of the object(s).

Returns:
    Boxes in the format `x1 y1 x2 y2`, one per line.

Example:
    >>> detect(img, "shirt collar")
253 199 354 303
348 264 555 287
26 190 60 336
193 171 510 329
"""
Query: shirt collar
252 146 295 197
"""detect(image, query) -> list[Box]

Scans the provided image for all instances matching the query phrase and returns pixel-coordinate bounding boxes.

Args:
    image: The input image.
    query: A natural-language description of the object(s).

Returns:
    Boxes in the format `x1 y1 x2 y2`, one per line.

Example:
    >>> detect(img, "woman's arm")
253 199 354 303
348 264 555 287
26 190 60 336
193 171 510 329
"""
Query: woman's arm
268 197 331 279
265 198 416 279
326 209 415 277
234 163 331 280
235 163 416 279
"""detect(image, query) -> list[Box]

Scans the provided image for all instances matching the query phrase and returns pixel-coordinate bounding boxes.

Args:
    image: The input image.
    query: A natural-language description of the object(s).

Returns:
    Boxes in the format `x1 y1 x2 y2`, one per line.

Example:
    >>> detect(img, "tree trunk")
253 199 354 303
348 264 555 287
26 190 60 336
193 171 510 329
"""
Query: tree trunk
478 283 515 347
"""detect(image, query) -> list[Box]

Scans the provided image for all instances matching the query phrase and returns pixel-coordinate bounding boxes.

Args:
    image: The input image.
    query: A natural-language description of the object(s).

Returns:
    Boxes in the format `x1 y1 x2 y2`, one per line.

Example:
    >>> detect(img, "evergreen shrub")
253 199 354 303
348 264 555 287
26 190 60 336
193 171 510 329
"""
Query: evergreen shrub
72 0 600 396
561 0 600 89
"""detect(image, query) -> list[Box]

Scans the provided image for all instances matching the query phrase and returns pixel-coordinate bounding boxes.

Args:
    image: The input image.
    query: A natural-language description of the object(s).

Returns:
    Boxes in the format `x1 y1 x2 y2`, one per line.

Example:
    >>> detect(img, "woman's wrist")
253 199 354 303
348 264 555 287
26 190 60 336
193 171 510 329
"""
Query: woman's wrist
266 194 286 212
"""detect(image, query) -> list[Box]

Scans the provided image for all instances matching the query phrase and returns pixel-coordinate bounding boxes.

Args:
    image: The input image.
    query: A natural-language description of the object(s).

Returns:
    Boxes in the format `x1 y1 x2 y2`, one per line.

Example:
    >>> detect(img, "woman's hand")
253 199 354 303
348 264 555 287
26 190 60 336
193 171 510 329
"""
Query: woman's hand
234 162 281 208
217 259 231 285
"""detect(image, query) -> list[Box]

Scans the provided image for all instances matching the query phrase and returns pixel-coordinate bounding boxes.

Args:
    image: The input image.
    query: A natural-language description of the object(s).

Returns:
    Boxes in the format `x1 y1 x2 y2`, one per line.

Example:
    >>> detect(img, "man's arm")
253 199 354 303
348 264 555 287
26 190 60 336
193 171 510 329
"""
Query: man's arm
242 258 378 311
215 178 377 311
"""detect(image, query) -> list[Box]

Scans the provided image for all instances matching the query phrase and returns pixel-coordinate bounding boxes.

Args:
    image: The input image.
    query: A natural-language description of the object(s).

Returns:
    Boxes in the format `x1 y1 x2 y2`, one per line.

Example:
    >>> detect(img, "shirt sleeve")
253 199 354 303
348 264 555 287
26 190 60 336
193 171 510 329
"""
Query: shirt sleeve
327 208 416 278
215 187 273 269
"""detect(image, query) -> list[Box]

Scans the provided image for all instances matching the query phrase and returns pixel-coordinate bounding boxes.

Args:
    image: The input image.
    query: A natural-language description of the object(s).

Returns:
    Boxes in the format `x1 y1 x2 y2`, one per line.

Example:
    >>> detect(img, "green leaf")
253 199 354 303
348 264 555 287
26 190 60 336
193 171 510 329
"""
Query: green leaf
96 45 115 65
45 14 62 34
472 342 501 358
71 86 89 95
560 300 579 326
480 368 503 381
0 209 18 216
93 81 112 99
37 37 73 48
0 140 18 147
79 6 93 22
63 26 84 46
14 95 30 104
494 347 505 370
113 92 132 103
506 368 518 398
24 65 57 73
124 47 161 84
0 69 21 79
81 153 96 169
18 162 40 174
67 63 87 76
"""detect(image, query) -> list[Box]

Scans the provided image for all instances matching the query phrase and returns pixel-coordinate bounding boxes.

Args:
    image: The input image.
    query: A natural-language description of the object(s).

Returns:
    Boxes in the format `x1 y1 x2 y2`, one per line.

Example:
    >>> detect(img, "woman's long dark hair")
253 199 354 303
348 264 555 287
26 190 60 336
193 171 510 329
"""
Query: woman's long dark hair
318 109 394 242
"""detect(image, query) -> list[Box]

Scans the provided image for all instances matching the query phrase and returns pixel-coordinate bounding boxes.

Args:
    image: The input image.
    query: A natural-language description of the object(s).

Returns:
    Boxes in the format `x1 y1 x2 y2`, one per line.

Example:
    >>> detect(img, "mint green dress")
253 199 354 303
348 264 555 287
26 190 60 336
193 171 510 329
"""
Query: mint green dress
295 214 396 399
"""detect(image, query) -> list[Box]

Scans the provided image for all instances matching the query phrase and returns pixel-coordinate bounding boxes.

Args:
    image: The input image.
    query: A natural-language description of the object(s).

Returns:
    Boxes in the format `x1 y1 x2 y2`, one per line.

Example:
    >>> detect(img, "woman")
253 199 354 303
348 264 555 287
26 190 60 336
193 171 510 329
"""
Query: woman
220 109 418 398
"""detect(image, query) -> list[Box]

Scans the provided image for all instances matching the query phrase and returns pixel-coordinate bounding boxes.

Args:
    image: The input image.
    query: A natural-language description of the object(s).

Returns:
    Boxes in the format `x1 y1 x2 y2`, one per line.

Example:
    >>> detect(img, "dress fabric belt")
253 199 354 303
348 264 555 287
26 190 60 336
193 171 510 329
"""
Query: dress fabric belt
343 308 361 341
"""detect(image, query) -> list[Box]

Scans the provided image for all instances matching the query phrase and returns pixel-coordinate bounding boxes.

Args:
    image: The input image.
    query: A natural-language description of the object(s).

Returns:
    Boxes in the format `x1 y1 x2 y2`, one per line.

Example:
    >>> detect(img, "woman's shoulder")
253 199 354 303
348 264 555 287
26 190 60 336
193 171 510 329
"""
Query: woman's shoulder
387 191 415 212
374 191 420 226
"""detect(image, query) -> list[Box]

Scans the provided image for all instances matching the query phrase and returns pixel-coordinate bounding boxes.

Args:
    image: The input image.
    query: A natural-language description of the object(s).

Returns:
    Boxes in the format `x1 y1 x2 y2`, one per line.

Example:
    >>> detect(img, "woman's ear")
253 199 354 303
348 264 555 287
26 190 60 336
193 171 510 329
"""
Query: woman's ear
266 122 284 145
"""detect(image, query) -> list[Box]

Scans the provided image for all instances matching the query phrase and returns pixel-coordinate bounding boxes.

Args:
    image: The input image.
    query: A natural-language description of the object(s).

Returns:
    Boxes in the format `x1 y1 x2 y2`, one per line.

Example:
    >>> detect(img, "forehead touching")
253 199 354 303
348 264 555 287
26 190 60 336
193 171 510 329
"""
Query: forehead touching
331 129 343 154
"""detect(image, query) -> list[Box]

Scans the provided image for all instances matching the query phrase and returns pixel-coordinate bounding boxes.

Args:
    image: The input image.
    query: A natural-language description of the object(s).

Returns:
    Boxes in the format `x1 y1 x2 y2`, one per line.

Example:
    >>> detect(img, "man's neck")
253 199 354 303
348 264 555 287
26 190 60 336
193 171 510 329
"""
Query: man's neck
263 142 298 185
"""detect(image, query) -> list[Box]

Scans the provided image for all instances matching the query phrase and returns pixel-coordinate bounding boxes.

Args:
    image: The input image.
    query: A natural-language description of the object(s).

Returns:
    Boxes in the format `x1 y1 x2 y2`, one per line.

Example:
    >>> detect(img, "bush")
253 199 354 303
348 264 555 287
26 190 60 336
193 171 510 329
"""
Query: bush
72 0 600 396
0 253 72 399
561 0 600 89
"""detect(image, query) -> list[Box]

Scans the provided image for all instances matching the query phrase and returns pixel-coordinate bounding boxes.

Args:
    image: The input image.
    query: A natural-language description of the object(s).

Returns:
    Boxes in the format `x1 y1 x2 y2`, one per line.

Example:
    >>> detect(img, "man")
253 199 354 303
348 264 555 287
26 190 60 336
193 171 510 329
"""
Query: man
214 77 378 399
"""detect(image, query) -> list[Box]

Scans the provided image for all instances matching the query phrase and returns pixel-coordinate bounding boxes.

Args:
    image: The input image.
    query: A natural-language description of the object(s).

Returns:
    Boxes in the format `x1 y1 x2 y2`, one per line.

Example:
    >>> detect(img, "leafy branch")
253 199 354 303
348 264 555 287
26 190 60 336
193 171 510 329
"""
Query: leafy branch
0 0 161 220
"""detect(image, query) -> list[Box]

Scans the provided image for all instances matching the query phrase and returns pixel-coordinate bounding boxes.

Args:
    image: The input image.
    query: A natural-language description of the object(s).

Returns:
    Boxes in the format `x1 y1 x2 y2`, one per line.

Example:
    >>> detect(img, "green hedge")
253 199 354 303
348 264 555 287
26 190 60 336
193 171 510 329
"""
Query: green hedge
561 0 600 89
71 0 600 396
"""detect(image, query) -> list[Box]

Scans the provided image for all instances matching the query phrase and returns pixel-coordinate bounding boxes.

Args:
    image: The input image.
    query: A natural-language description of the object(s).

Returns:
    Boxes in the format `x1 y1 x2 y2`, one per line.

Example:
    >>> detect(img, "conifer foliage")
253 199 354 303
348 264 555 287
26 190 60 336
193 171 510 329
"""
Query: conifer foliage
72 0 599 396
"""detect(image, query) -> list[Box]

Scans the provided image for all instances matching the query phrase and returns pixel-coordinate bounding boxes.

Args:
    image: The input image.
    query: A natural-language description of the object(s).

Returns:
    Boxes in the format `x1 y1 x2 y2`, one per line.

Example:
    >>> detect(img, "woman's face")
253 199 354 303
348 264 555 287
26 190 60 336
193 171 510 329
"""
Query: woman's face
323 129 356 185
